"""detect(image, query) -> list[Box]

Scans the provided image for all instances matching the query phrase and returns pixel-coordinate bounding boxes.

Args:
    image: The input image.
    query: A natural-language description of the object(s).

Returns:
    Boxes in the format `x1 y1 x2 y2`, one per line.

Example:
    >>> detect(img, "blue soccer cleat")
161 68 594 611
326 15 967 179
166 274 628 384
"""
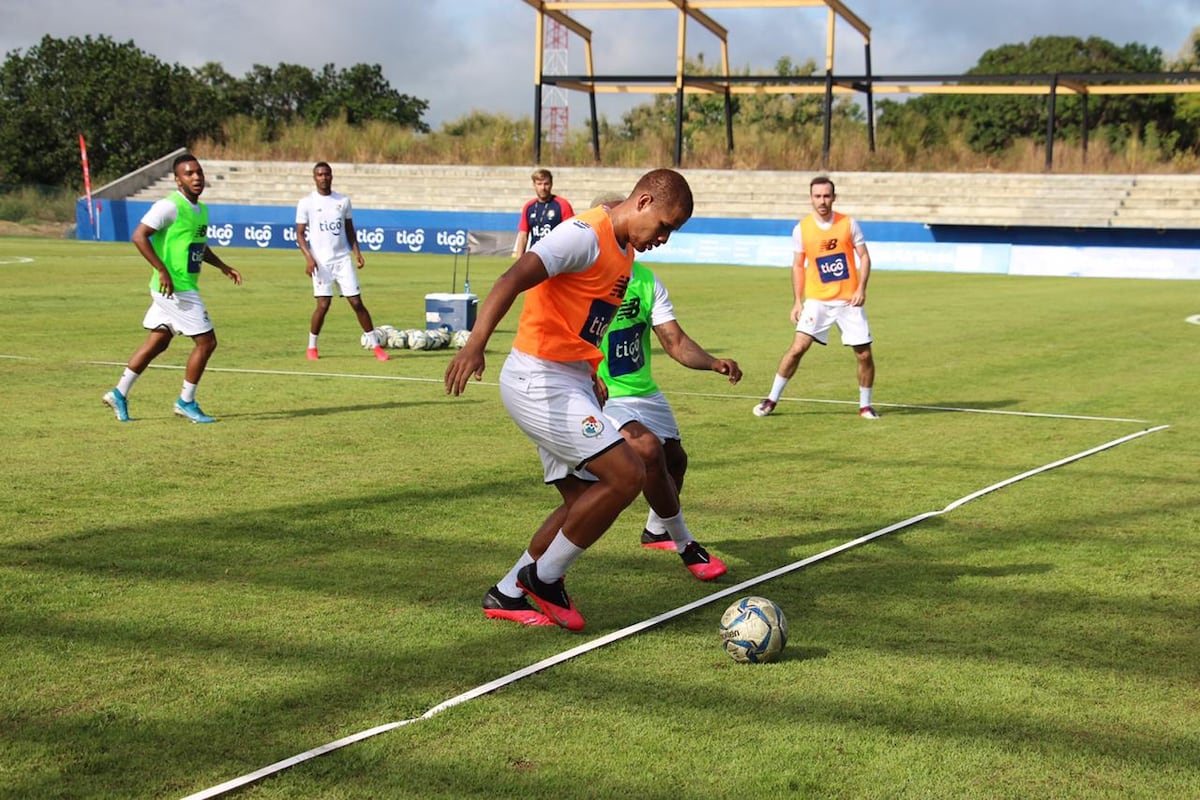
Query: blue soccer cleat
173 399 215 424
102 388 130 422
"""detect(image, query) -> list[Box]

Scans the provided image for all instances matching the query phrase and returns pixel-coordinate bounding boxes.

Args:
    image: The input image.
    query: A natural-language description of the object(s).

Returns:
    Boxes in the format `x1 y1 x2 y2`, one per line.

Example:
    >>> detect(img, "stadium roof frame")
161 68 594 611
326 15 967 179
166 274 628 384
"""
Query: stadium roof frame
520 1 1200 170
521 0 874 166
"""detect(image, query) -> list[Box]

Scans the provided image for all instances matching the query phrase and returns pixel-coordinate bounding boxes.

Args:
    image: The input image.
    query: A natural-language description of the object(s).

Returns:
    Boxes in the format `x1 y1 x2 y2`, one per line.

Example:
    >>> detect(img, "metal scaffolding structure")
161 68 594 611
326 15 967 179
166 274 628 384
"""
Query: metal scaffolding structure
543 18 571 149
519 0 1200 171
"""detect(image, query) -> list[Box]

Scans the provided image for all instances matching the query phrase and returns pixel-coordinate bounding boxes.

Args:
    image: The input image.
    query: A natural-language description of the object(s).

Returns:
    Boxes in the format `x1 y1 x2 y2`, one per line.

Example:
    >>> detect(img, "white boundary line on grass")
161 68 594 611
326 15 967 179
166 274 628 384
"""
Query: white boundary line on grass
179 423 1170 800
79 360 450 386
75 360 1147 424
683 390 1152 424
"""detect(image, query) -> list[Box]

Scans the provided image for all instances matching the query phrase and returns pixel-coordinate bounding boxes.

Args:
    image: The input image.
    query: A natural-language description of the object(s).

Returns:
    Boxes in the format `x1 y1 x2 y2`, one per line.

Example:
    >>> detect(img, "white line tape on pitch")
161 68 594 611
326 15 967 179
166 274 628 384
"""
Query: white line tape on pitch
179 423 1169 800
80 360 450 385
682 391 1151 424
77 361 1144 422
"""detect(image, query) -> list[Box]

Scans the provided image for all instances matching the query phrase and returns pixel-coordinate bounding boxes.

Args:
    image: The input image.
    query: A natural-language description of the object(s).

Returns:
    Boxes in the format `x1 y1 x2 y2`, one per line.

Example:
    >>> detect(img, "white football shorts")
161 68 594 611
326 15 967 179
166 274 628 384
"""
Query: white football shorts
500 348 626 484
311 255 361 298
603 390 681 443
796 299 872 346
142 290 213 337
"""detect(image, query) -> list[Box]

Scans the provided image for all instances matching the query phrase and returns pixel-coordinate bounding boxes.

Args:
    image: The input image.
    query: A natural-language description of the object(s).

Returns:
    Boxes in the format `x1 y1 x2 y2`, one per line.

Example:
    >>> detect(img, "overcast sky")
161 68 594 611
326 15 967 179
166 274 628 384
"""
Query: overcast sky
1 0 1196 128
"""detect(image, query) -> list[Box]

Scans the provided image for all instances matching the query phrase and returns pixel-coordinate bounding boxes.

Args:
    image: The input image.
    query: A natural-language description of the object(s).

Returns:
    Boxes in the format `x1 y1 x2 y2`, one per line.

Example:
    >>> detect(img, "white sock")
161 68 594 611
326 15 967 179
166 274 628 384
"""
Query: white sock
180 381 198 403
308 333 319 348
536 530 585 583
660 511 695 553
860 386 873 408
497 550 535 597
768 374 789 403
116 368 139 397
645 508 666 535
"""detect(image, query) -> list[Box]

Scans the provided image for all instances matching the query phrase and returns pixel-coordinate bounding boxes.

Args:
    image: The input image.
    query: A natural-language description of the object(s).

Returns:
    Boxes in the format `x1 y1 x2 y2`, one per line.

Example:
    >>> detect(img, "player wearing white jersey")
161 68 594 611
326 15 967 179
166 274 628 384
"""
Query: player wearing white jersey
295 162 387 361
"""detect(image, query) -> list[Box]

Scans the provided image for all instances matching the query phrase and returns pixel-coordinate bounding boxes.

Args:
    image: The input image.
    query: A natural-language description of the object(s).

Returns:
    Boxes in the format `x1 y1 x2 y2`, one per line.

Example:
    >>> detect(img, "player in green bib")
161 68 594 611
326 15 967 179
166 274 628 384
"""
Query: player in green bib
102 154 242 424
596 219 742 580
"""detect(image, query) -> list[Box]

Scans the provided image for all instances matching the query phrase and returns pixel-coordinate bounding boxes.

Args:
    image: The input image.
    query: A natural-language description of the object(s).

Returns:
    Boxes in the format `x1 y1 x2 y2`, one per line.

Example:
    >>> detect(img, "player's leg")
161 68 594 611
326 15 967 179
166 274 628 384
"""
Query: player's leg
103 326 172 422
515 448 643 630
128 327 174 372
483 502 567 627
552 441 644 550
663 437 688 493
346 294 388 361
173 329 217 423
308 296 332 359
643 436 688 545
346 294 375 333
838 305 878 419
754 330 817 416
853 343 878 418
634 431 725 579
620 420 679 519
499 353 643 629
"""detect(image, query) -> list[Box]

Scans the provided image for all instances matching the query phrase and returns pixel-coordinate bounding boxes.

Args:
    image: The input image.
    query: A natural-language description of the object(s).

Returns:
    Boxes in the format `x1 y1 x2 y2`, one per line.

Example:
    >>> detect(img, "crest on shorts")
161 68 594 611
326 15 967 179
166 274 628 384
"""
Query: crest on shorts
580 415 605 438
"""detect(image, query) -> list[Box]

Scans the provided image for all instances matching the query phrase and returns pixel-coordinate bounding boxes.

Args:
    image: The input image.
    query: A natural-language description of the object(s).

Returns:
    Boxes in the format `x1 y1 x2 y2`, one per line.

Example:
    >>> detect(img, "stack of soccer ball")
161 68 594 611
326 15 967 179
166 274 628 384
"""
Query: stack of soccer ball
718 596 788 663
361 326 471 351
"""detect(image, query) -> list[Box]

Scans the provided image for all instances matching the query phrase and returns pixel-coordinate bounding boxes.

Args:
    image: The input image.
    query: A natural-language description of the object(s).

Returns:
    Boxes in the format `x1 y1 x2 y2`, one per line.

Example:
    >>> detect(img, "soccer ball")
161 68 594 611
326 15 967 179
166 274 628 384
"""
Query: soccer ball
377 324 398 347
386 328 409 349
427 328 451 349
360 328 385 349
405 328 430 351
451 329 471 349
719 596 788 664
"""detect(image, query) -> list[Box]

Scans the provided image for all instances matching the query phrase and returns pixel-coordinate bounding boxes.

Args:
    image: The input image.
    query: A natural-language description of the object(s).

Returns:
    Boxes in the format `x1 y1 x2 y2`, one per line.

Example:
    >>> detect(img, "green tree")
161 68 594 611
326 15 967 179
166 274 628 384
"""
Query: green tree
311 63 429 131
225 62 429 138
235 63 323 138
886 36 1174 155
193 61 242 128
1166 28 1200 154
0 35 222 186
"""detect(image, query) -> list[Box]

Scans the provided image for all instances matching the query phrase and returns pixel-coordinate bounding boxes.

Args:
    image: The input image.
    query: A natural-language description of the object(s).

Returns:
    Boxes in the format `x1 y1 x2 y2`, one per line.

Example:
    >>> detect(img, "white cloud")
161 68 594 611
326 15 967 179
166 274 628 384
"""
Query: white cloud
0 0 1193 128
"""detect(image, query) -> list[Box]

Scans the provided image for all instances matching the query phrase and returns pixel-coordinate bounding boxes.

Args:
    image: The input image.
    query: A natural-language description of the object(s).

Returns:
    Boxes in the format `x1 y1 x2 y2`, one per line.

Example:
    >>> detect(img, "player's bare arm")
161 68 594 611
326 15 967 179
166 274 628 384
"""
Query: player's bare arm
789 249 806 322
344 218 365 269
444 252 550 396
295 222 318 276
850 243 871 306
131 222 174 297
654 320 742 383
204 247 242 285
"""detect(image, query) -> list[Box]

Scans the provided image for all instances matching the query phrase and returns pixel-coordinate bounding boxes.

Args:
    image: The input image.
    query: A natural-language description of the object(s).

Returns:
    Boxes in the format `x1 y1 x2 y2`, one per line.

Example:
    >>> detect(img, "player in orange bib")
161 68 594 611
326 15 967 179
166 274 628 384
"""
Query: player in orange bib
445 168 694 631
753 175 879 420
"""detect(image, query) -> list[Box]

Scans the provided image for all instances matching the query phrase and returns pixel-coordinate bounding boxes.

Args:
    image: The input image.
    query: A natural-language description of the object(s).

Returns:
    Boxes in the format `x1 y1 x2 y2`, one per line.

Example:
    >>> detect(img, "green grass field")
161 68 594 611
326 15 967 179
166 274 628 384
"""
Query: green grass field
1 238 1197 800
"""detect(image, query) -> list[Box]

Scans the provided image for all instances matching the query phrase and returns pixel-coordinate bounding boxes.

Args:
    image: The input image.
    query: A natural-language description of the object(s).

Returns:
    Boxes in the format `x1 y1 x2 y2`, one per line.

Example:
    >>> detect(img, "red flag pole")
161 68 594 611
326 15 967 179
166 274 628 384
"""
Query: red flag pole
79 134 96 237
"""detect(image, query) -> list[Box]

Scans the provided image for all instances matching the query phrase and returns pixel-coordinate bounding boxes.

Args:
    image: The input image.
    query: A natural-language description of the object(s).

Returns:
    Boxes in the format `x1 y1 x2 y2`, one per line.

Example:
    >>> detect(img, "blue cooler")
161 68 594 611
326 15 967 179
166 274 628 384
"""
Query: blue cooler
425 293 478 331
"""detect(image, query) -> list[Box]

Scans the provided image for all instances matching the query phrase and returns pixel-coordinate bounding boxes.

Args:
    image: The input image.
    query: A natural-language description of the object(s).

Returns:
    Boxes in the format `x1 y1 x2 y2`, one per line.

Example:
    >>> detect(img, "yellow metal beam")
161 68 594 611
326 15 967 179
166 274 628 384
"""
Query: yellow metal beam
520 0 594 41
665 0 730 39
545 79 1200 96
1083 83 1200 94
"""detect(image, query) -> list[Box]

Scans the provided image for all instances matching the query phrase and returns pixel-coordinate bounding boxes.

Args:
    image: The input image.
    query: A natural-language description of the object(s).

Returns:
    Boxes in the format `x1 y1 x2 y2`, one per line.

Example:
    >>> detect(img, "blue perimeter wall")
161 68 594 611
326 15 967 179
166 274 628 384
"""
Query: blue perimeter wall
77 199 1200 281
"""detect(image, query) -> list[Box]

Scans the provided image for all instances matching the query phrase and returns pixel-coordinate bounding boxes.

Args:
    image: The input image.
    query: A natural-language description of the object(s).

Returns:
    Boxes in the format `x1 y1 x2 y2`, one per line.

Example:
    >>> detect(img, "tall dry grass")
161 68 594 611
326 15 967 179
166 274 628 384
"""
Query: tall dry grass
187 112 1200 174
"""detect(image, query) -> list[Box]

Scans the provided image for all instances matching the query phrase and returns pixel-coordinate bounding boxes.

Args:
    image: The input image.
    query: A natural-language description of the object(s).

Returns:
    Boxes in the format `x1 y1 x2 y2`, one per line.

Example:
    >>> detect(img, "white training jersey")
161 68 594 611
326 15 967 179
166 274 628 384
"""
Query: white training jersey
648 273 676 327
296 190 354 264
141 193 199 230
791 213 865 252
529 214 631 277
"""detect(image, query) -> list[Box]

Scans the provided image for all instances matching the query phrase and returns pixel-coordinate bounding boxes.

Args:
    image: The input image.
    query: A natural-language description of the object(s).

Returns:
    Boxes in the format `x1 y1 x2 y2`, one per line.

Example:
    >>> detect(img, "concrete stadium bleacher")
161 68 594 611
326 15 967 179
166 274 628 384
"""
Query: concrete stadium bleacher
125 161 1200 230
